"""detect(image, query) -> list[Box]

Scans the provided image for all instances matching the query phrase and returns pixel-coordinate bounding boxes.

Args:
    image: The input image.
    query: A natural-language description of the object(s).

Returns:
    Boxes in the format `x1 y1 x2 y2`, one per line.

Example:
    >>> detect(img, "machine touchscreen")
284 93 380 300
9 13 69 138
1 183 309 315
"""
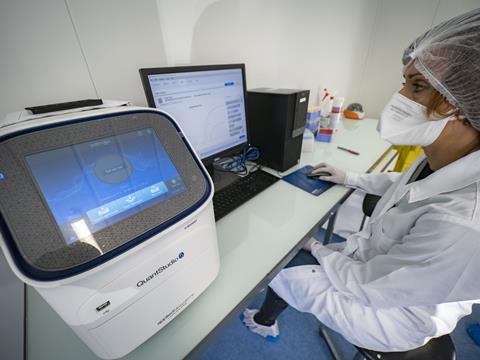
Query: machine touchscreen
25 128 187 244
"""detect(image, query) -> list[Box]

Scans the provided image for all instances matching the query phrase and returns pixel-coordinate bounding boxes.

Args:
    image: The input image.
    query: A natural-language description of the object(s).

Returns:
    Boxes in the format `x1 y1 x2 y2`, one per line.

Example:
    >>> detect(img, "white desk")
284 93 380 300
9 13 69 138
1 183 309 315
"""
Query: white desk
27 118 392 360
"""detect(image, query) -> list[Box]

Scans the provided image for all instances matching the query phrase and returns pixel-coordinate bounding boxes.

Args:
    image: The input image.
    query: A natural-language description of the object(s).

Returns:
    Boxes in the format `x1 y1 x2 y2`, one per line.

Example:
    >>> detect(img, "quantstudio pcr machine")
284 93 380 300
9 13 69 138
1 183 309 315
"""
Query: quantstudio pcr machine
0 106 220 358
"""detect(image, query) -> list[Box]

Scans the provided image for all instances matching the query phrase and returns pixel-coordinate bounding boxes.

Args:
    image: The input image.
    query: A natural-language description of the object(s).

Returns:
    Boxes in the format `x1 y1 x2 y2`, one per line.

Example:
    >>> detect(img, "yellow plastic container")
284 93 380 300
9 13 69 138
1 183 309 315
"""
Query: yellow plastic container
393 146 424 172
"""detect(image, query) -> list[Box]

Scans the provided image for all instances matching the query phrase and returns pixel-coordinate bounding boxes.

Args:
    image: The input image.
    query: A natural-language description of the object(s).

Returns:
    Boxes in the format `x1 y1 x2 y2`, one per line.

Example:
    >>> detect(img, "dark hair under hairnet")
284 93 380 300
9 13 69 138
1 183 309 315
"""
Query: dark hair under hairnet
402 8 480 131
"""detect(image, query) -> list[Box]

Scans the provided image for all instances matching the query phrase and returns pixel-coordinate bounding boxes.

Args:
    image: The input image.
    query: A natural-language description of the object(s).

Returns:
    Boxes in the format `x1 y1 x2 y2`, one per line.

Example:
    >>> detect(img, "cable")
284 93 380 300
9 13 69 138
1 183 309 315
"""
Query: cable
213 147 260 176
212 147 259 175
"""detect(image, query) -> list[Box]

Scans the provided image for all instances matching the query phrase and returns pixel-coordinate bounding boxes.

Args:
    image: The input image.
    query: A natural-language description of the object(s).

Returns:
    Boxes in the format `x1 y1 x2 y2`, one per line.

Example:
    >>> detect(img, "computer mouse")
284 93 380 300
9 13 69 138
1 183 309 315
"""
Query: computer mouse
307 170 331 178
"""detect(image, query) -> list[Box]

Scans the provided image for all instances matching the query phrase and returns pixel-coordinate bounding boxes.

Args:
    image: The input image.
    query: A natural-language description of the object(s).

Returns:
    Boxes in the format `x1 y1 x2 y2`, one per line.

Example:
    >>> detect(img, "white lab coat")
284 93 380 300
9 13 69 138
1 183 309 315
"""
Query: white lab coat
270 151 480 352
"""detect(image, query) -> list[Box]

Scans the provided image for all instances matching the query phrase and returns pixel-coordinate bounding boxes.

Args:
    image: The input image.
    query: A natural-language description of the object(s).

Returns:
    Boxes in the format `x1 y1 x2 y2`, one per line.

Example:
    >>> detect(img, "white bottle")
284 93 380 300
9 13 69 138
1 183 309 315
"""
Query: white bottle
319 96 334 129
329 97 345 130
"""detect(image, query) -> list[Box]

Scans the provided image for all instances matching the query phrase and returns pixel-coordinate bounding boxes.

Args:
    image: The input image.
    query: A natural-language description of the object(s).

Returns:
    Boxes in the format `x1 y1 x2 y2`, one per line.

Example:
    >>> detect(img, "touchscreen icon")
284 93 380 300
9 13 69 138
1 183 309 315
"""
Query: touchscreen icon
125 195 136 203
97 207 110 216
95 155 133 184
150 185 160 194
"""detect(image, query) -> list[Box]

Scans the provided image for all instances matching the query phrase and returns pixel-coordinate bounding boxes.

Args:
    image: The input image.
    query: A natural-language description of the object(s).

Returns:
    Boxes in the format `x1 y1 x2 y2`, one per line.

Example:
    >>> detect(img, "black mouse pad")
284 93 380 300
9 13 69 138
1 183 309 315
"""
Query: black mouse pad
282 165 335 196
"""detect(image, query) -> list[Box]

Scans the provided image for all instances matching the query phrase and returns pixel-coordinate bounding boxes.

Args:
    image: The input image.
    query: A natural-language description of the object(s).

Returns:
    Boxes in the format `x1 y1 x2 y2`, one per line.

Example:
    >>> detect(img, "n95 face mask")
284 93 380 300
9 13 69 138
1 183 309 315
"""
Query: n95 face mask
378 92 455 146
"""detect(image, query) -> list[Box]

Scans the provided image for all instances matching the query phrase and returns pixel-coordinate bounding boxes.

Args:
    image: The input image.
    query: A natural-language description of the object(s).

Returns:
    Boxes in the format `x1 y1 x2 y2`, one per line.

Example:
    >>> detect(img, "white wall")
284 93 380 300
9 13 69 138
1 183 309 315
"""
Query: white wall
357 0 480 119
1 0 478 120
189 0 378 108
0 0 97 119
434 0 480 24
356 0 440 118
66 0 168 106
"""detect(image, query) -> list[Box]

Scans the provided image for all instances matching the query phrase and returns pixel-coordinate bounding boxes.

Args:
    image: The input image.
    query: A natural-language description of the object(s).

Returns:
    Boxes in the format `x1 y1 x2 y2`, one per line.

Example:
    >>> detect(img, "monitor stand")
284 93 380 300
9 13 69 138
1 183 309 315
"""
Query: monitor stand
205 164 240 192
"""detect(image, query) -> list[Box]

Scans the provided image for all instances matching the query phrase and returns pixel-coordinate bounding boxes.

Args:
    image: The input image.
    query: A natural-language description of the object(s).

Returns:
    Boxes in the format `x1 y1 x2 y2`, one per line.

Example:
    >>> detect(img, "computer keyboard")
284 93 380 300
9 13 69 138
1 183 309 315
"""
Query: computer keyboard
213 170 279 221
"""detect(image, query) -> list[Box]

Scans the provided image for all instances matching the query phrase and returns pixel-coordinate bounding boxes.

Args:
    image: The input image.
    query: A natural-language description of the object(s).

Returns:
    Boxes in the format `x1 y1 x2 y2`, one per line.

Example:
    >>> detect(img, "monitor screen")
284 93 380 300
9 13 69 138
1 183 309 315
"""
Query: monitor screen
143 66 248 160
25 128 187 244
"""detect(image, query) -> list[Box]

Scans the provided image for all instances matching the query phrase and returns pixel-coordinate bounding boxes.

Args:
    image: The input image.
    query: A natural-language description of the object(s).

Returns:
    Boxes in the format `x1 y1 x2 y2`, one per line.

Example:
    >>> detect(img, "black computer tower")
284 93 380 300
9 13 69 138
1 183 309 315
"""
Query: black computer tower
247 88 309 172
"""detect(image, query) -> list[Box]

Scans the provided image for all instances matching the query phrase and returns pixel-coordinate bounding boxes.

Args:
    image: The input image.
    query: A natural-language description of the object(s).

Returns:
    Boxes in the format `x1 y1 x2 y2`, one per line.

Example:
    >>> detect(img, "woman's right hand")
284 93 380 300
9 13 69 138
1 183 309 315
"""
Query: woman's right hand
310 163 346 184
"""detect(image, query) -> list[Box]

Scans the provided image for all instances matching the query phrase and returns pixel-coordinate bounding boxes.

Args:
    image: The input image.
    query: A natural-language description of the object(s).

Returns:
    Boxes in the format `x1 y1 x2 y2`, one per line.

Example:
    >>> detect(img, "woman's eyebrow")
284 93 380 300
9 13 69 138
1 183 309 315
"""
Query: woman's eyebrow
405 72 426 80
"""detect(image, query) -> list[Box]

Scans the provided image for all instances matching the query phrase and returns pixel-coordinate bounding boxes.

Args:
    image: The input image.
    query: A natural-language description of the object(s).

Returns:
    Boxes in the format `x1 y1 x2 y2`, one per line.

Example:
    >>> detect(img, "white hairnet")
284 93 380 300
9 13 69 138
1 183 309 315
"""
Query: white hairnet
402 8 480 131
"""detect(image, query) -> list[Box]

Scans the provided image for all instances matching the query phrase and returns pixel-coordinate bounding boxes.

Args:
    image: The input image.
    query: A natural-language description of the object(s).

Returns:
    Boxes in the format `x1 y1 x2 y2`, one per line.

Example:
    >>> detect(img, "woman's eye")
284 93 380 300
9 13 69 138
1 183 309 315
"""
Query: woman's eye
413 83 424 92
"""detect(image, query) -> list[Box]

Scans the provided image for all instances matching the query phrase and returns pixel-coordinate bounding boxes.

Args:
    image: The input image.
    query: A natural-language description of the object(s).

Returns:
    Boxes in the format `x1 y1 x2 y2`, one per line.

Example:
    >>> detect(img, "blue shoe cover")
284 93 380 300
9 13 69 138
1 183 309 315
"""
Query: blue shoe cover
467 323 480 346
240 308 280 343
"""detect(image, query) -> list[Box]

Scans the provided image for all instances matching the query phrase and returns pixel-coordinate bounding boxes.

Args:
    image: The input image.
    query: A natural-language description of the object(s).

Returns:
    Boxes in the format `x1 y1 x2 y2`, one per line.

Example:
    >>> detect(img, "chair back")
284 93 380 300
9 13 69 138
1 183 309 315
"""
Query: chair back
362 193 381 218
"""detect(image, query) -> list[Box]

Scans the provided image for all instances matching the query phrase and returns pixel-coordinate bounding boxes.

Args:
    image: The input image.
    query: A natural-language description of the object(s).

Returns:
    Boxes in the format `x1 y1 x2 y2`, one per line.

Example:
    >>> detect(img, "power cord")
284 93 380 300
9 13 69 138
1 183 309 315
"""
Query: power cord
212 147 260 176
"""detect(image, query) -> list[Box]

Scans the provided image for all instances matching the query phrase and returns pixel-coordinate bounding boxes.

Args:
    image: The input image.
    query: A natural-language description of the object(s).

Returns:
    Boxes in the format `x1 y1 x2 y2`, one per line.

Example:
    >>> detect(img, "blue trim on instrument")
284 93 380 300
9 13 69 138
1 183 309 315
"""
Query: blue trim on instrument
0 109 212 282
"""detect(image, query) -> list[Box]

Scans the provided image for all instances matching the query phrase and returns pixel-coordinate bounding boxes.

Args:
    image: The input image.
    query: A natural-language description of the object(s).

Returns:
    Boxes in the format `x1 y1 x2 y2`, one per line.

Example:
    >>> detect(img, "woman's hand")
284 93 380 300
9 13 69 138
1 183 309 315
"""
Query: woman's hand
302 237 319 252
310 163 346 184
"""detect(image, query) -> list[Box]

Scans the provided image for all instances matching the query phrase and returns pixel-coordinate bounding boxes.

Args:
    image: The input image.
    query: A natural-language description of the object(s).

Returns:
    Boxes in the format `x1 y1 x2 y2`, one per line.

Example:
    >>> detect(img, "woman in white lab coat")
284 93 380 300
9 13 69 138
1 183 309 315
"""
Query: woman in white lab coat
242 8 480 352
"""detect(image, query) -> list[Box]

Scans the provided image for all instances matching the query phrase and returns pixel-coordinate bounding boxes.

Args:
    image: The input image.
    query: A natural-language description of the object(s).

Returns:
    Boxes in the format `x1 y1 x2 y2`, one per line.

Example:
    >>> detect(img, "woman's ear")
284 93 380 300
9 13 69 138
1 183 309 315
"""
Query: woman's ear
439 100 456 115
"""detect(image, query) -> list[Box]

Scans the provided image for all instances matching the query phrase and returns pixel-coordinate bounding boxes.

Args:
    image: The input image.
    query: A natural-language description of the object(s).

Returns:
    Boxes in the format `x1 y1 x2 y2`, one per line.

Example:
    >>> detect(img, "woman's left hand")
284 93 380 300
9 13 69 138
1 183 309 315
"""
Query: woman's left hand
302 237 319 252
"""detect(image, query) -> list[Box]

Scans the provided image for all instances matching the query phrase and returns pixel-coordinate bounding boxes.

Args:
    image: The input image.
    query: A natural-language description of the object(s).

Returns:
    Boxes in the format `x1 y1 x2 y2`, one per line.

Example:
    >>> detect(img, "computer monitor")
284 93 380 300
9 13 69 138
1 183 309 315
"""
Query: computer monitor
139 64 249 165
